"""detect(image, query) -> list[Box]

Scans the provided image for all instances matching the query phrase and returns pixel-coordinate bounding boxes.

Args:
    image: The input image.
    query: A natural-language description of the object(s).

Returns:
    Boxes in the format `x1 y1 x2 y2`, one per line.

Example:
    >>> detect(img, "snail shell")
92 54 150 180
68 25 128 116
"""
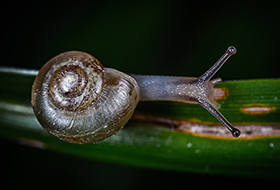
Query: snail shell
31 51 139 144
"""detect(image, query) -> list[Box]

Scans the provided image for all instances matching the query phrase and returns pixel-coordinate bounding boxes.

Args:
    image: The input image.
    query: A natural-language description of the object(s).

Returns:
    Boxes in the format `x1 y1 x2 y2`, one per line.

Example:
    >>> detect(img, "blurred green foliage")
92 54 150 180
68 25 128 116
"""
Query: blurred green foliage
1 0 280 189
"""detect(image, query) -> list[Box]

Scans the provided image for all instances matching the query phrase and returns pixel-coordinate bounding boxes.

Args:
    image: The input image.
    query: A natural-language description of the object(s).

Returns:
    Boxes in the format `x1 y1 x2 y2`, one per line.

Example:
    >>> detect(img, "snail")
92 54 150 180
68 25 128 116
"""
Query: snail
31 46 241 144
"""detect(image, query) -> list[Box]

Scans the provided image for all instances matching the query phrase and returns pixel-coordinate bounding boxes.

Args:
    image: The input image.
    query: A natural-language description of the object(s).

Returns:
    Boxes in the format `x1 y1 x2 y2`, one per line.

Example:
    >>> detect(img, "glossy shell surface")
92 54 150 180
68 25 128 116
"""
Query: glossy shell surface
31 51 140 144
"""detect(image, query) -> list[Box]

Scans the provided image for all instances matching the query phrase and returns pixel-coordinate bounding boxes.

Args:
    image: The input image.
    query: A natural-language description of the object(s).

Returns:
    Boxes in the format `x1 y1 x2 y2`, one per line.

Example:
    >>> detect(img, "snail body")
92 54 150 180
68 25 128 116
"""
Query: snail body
31 47 240 144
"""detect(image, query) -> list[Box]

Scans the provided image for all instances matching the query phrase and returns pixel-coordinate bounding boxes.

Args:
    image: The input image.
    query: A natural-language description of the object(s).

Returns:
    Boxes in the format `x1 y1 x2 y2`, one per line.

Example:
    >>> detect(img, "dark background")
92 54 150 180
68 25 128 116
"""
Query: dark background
1 1 279 79
1 0 279 189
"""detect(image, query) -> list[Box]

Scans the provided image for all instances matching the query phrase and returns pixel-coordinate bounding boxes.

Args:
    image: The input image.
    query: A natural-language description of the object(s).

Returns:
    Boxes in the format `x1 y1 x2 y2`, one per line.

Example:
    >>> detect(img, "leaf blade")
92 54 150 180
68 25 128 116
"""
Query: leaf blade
0 67 280 179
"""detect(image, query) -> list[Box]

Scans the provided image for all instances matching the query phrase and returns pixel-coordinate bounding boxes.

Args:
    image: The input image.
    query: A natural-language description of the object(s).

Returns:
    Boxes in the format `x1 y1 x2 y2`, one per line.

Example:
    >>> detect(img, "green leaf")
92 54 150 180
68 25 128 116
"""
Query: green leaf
0 67 280 180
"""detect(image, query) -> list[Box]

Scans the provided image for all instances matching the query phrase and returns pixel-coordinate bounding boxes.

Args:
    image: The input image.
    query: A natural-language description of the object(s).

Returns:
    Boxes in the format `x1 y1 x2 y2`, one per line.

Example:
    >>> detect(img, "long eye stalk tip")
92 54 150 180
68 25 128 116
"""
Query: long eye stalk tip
227 46 237 55
231 128 241 138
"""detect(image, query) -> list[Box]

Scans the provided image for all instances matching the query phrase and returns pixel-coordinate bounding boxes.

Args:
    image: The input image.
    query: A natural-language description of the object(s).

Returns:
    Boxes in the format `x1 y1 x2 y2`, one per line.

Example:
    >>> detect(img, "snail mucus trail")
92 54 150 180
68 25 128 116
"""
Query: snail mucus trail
31 46 240 144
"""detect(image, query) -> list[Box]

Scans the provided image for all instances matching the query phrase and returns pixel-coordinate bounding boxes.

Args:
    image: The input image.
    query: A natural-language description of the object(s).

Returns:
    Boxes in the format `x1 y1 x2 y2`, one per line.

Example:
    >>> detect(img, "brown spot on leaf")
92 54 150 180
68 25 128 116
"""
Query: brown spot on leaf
132 111 280 138
241 104 275 115
213 88 228 100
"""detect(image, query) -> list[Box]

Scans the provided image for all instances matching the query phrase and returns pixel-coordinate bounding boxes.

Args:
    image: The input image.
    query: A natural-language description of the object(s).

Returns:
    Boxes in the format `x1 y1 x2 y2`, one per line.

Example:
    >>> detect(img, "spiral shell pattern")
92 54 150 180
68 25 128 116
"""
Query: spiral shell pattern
45 52 104 111
31 51 140 144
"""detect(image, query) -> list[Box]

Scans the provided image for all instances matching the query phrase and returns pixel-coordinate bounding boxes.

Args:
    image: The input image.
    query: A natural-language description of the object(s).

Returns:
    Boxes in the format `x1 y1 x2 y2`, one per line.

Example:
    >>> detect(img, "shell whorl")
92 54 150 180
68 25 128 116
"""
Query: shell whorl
31 51 140 144
44 51 104 111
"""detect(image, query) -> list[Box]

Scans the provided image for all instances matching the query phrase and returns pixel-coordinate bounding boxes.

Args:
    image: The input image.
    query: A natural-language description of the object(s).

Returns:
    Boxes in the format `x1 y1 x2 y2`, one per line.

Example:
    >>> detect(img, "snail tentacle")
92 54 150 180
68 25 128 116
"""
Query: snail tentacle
131 46 240 137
